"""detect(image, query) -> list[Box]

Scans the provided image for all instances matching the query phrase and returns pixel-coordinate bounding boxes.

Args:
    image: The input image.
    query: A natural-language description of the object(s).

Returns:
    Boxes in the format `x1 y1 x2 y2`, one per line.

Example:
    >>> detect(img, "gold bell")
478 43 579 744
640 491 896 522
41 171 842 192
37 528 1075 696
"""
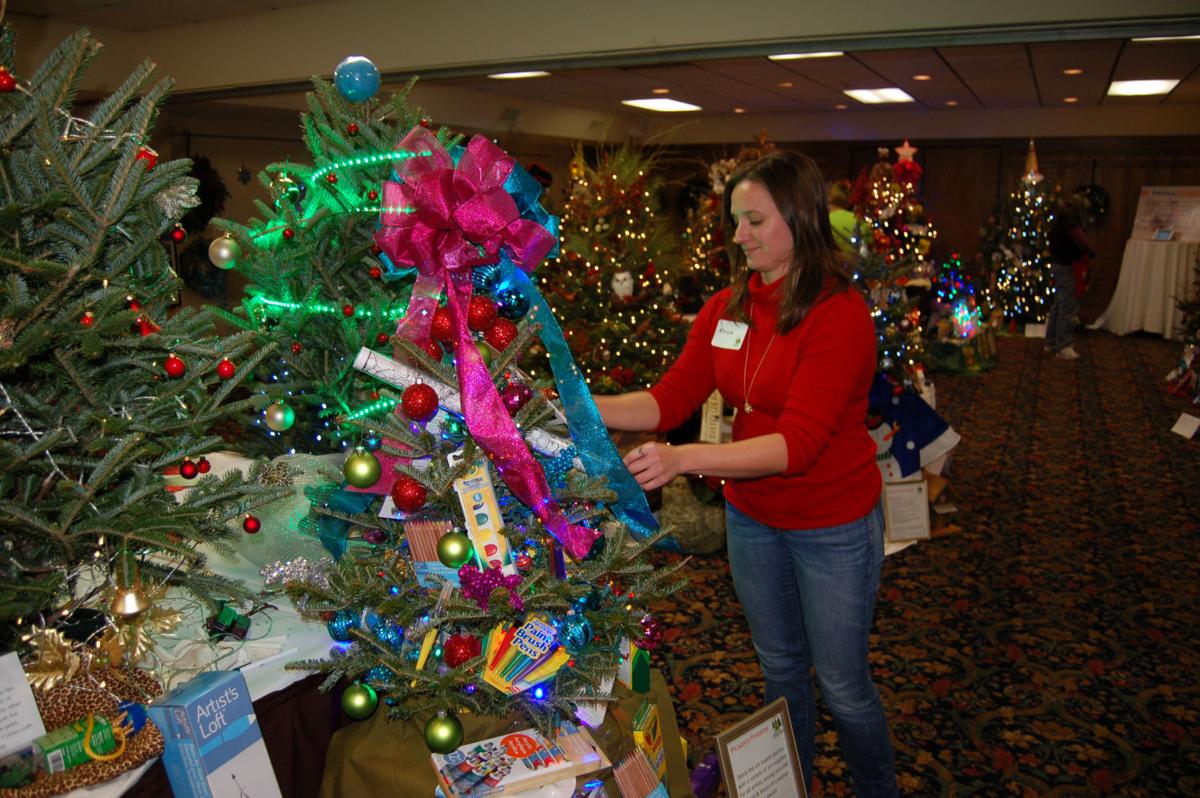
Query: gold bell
110 583 149 617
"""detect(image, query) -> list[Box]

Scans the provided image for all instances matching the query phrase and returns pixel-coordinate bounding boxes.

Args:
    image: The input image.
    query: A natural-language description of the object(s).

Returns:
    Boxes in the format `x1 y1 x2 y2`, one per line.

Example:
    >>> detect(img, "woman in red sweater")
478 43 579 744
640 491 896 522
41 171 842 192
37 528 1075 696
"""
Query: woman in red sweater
595 151 897 797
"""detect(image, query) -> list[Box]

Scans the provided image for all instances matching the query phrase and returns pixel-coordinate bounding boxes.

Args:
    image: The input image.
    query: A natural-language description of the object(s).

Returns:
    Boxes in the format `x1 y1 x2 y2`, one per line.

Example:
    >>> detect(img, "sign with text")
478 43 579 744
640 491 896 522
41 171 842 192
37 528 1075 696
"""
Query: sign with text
715 698 806 798
1130 186 1200 242
0 652 46 758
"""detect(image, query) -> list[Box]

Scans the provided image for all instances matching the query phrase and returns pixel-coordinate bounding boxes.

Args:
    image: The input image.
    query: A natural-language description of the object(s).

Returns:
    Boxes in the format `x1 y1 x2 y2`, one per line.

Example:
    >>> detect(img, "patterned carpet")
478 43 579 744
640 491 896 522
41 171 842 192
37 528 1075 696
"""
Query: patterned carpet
650 330 1200 796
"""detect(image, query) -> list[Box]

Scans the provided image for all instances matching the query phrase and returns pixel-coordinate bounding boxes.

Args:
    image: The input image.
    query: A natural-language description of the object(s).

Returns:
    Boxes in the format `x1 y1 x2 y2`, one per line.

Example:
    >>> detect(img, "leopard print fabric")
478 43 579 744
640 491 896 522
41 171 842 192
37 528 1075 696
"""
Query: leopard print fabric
0 669 164 798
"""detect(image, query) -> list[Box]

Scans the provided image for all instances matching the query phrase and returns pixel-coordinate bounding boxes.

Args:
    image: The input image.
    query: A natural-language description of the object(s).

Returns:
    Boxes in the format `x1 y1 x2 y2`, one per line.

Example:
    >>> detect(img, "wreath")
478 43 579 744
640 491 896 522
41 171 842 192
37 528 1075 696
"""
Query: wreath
1074 183 1110 227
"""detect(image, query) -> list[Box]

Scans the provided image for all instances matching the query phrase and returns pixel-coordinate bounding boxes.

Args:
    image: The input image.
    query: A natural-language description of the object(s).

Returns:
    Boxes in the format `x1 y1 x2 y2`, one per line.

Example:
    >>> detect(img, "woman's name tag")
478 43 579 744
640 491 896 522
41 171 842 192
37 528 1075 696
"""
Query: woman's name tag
711 320 748 350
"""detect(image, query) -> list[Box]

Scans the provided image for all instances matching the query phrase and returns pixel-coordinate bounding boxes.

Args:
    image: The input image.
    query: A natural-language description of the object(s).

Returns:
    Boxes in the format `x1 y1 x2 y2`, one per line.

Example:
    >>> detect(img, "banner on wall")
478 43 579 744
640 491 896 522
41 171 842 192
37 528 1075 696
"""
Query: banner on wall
1130 186 1200 242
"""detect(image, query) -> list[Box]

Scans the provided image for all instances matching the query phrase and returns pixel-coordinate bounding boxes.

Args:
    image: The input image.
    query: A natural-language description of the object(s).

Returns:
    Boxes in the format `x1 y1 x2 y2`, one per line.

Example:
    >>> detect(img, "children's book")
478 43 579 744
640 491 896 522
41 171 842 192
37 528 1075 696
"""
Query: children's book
431 724 608 797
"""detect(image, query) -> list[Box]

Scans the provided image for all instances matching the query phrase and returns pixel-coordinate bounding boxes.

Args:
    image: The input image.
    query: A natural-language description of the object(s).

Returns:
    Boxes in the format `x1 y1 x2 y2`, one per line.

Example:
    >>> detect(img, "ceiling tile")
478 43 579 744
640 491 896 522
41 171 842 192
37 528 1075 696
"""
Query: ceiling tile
938 43 1040 108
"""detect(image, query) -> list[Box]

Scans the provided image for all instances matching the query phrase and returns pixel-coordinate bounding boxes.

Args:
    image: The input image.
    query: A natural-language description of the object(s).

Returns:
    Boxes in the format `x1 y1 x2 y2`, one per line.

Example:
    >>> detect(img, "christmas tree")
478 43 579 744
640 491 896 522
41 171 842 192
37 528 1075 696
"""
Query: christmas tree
542 144 687 394
849 141 934 381
0 28 286 657
980 140 1060 324
209 64 431 456
260 121 684 746
678 132 776 312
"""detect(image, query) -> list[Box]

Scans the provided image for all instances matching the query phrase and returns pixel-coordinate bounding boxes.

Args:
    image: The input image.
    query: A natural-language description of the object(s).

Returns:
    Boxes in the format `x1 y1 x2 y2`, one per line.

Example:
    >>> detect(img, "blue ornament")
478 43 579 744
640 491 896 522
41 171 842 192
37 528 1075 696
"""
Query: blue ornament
334 56 381 102
373 620 405 650
473 263 503 293
365 665 393 684
560 612 593 655
327 609 359 642
363 430 382 451
496 287 529 320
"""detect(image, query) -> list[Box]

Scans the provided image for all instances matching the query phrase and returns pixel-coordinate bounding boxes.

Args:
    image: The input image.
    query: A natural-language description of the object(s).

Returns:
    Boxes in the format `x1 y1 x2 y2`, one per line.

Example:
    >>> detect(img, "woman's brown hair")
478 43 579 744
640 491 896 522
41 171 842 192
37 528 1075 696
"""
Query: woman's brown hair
722 150 851 334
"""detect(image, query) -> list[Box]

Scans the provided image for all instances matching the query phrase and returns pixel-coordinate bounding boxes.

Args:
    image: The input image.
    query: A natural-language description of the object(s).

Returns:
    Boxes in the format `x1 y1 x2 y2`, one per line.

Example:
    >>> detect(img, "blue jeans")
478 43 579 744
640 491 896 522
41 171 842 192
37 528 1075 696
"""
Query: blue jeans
726 501 898 798
1045 261 1079 351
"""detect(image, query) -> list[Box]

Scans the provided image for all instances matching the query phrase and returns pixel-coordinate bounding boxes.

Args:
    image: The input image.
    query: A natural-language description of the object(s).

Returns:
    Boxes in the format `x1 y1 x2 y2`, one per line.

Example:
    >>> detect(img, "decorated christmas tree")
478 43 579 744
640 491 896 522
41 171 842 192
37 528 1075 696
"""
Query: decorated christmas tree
542 144 687 394
849 141 934 381
979 140 1060 324
256 121 685 748
0 28 286 659
678 132 776 312
209 60 431 456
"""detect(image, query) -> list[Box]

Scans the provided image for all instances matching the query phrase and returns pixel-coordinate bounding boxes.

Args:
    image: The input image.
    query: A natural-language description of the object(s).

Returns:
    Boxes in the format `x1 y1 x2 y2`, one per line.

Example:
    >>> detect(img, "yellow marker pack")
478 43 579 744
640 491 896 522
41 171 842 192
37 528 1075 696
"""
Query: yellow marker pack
632 700 666 780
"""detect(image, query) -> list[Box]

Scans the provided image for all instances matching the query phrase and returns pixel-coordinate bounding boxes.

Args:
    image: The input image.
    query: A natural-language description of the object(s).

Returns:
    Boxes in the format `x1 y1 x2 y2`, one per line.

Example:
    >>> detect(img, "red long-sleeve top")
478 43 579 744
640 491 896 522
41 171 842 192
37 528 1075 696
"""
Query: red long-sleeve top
649 272 881 529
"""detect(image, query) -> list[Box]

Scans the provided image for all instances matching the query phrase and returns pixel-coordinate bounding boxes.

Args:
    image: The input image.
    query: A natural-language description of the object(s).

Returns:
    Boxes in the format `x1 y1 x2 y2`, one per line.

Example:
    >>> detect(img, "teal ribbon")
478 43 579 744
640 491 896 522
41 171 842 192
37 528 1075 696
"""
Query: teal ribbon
502 260 658 539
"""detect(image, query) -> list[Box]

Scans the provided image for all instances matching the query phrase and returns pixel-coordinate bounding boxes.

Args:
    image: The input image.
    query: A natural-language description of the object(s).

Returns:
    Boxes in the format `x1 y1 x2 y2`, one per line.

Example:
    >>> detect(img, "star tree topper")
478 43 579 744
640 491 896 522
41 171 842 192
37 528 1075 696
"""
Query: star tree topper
895 139 918 162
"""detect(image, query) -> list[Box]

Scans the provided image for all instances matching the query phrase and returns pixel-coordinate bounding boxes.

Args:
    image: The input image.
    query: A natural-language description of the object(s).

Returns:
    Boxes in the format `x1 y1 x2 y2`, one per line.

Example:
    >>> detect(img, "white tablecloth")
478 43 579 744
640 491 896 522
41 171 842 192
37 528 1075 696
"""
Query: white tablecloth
1099 239 1200 340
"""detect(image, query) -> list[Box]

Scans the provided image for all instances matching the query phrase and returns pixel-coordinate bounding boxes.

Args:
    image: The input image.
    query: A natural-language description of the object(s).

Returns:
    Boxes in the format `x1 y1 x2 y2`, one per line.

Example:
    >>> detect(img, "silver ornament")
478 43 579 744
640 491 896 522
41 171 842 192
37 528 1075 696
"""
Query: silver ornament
209 234 242 270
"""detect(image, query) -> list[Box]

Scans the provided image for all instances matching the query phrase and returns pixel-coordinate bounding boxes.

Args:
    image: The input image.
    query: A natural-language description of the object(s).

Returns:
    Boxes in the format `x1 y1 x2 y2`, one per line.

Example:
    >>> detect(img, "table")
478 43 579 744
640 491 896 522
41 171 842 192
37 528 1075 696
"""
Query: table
1099 239 1200 340
318 670 695 798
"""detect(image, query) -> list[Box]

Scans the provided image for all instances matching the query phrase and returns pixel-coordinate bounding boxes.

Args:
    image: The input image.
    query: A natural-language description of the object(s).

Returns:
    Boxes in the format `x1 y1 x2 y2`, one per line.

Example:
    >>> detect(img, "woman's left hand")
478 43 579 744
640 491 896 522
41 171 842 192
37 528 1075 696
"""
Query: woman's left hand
623 442 682 491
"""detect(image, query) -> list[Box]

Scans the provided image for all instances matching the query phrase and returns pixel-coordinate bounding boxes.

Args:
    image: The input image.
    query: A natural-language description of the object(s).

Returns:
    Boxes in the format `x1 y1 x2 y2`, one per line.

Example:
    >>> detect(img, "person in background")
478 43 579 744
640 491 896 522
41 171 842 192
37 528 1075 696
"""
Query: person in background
1046 193 1096 360
593 151 898 797
828 179 860 256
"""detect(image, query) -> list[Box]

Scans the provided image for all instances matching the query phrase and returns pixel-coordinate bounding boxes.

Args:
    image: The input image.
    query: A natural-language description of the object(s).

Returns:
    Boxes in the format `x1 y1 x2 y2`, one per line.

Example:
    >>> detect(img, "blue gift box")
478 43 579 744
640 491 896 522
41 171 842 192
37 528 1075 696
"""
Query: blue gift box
147 670 281 798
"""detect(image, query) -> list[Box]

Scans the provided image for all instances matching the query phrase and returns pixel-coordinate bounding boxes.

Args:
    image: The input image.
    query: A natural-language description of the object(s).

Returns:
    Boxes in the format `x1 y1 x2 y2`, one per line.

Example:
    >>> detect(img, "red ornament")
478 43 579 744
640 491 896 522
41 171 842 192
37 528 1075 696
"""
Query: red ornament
169 225 186 243
342 303 356 317
243 515 262 534
484 318 518 351
370 243 382 255
442 633 481 668
390 476 427 513
515 554 533 570
401 383 439 422
369 390 380 400
419 118 431 128
291 342 303 354
326 173 338 185
133 316 160 337
282 227 295 240
127 297 141 312
179 459 199 480
635 615 664 651
197 456 211 474
216 358 236 379
347 122 359 136
466 296 498 332
80 311 95 327
375 332 390 345
134 146 157 170
367 190 378 201
163 353 186 379
421 339 443 360
501 383 534 415
0 67 15 93
431 306 453 342
369 266 382 280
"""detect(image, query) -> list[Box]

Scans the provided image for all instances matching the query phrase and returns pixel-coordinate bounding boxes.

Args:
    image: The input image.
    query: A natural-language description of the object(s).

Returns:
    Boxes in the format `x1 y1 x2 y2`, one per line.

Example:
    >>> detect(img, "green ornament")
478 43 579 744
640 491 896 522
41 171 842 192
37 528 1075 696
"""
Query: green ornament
343 447 382 488
264 401 295 432
475 341 492 366
424 711 464 753
341 682 378 720
437 531 474 568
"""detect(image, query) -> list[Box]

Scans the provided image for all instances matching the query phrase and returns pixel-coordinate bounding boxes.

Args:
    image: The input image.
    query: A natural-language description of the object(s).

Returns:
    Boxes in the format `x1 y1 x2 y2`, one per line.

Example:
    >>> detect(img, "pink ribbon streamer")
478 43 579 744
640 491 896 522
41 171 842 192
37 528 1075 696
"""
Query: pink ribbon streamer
374 126 599 562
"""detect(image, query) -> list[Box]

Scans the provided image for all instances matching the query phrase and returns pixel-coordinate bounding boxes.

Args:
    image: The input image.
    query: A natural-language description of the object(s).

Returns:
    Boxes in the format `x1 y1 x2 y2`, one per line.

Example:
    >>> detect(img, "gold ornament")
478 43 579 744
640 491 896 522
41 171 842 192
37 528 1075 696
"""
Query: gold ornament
110 585 149 617
264 400 295 432
436 531 473 568
99 583 182 666
343 447 382 489
24 628 83 691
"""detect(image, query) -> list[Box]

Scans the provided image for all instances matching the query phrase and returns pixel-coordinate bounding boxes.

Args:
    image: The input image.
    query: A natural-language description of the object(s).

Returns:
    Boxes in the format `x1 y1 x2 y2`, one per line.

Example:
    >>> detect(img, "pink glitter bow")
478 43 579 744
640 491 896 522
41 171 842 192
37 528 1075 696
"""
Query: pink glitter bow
375 125 600 562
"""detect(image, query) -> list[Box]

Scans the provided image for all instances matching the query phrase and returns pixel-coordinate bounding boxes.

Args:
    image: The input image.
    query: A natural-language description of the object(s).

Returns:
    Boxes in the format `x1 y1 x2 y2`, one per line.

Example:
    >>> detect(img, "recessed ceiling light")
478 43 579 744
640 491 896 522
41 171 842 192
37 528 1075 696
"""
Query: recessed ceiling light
1063 68 1083 76
834 103 848 110
487 71 550 80
768 51 843 60
1063 96 1079 103
1107 79 1180 96
651 87 670 95
945 100 959 107
843 87 915 104
912 74 932 81
621 98 702 112
733 107 746 114
776 81 795 88
1131 34 1200 42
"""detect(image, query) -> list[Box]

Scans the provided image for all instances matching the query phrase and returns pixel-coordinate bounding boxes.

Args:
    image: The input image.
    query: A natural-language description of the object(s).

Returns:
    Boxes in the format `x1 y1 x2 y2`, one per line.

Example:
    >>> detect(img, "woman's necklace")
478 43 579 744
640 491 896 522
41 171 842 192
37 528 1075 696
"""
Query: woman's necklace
742 328 777 414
